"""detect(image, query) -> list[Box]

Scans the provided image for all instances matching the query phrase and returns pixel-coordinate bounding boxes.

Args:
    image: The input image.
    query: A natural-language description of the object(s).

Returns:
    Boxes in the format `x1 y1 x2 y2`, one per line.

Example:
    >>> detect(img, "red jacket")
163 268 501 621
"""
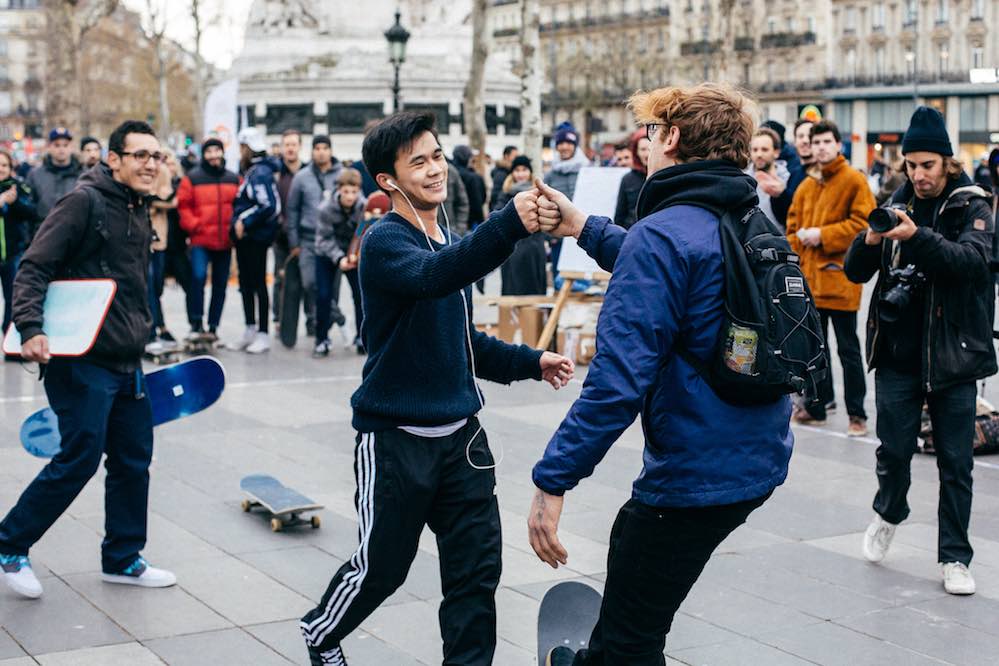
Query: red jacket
177 162 240 250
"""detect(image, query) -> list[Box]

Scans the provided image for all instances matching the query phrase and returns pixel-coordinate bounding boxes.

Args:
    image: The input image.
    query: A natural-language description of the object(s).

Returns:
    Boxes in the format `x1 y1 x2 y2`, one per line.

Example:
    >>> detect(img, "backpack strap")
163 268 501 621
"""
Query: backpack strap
70 186 111 277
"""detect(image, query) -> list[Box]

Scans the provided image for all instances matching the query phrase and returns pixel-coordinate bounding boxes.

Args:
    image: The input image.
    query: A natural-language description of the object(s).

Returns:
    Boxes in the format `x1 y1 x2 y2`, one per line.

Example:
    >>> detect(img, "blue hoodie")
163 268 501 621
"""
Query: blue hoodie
232 156 281 244
532 161 794 508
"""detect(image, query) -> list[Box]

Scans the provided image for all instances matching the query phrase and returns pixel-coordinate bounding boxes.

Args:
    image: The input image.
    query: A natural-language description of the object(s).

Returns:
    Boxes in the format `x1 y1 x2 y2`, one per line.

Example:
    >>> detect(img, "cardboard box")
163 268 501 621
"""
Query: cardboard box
497 304 546 346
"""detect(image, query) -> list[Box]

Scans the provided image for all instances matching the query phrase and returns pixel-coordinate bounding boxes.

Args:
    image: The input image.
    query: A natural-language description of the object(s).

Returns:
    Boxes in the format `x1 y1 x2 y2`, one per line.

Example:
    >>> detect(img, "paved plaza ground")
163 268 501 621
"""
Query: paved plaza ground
3 279 999 665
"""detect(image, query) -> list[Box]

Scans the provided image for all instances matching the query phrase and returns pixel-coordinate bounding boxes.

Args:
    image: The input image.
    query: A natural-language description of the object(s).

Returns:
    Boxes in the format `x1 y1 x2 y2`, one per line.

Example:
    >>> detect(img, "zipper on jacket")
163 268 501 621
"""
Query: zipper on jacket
216 181 223 247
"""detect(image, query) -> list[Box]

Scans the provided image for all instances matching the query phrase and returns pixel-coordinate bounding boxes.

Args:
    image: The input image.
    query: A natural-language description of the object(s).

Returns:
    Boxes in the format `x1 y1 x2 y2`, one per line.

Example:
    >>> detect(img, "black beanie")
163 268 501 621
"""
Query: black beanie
511 155 532 172
761 120 786 149
202 137 225 153
902 106 953 156
312 134 331 148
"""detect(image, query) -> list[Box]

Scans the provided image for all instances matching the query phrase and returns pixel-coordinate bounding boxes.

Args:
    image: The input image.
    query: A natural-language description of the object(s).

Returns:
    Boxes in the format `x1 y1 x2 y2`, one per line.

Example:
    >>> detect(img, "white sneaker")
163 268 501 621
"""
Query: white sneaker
246 332 271 354
144 340 165 354
101 557 176 588
1 554 43 599
942 562 976 595
862 514 897 563
232 326 256 351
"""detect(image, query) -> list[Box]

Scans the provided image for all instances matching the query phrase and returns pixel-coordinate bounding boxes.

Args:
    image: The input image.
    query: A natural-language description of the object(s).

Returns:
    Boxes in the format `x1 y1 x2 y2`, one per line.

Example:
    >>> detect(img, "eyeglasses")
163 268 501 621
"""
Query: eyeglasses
645 123 664 141
119 150 167 164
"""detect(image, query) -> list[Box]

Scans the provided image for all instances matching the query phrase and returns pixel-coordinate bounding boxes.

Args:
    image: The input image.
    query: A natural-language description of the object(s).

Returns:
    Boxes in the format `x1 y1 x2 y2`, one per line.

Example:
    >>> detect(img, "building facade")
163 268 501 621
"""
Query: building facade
0 0 44 144
492 0 999 171
234 0 523 161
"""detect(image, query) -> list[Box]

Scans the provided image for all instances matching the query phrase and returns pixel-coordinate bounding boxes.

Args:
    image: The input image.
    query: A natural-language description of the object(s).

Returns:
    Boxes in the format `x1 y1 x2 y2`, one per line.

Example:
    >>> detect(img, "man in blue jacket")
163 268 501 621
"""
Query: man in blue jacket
530 84 794 666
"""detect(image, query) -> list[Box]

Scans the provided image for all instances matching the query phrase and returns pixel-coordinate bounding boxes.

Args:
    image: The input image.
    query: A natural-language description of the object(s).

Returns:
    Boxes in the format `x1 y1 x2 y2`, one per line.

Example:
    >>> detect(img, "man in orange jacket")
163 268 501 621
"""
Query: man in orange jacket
786 119 875 436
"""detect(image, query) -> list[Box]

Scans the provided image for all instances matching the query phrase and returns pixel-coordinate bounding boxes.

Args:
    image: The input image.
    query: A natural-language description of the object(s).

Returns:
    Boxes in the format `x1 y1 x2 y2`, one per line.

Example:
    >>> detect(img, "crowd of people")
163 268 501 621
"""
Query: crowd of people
1 88 998 666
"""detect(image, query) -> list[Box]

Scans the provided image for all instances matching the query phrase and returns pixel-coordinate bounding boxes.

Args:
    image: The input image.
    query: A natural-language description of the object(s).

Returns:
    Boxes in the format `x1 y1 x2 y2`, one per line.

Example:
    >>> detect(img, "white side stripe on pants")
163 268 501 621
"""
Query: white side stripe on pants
302 433 376 646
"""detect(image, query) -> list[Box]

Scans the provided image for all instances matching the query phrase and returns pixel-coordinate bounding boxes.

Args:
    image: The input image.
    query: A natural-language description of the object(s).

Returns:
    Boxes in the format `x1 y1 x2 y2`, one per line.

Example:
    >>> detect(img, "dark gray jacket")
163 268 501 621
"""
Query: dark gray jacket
25 155 84 237
287 160 342 248
316 195 366 263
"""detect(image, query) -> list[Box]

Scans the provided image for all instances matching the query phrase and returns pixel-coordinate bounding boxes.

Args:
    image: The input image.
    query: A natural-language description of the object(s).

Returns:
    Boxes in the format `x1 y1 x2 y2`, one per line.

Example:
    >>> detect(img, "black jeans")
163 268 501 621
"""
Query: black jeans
187 247 231 330
300 420 501 665
0 359 153 572
314 255 347 344
0 254 19 334
235 239 270 333
873 367 977 564
808 309 867 420
572 493 770 666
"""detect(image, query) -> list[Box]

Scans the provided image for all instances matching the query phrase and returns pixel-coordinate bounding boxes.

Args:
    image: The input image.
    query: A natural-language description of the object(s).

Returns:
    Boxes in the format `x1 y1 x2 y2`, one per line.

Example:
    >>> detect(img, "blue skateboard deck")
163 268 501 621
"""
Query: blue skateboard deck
241 474 323 532
537 581 602 664
20 356 225 458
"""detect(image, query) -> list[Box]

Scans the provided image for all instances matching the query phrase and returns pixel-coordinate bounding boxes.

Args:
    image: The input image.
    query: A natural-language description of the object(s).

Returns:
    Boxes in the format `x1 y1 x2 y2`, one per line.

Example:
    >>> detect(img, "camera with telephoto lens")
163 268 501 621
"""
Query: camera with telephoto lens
868 203 908 234
879 263 927 323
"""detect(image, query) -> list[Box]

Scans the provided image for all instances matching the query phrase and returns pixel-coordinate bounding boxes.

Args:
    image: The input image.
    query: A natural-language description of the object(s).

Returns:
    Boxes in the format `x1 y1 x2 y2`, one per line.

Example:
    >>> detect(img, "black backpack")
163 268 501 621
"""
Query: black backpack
676 207 827 406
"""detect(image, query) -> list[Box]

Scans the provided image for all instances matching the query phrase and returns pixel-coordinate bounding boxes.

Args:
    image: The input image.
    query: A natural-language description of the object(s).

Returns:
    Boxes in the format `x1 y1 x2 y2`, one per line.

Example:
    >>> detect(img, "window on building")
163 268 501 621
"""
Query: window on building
972 47 985 69
767 16 777 34
846 48 857 79
743 63 751 84
766 61 775 82
263 104 314 134
904 0 917 24
833 101 854 134
960 97 988 132
936 0 947 22
938 45 949 75
872 2 885 28
844 6 856 32
868 99 916 132
875 47 885 79
328 104 383 134
807 16 816 34
786 16 794 32
972 0 985 18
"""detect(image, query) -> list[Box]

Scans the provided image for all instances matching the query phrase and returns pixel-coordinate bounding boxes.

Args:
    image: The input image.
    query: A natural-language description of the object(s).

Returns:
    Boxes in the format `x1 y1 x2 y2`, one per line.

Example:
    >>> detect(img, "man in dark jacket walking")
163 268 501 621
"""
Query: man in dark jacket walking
0 121 176 600
845 106 997 596
25 127 83 240
453 145 487 230
529 84 793 666
272 129 305 323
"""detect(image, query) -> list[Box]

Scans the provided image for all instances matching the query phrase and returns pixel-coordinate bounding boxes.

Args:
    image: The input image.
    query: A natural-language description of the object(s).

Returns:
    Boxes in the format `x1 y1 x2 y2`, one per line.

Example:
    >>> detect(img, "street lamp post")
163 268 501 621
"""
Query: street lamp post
385 10 411 113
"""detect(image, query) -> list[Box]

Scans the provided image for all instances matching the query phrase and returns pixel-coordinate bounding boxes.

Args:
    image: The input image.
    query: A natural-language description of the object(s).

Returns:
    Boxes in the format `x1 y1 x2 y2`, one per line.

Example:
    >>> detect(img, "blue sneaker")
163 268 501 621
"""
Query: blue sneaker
101 556 176 588
546 646 576 666
1 553 43 599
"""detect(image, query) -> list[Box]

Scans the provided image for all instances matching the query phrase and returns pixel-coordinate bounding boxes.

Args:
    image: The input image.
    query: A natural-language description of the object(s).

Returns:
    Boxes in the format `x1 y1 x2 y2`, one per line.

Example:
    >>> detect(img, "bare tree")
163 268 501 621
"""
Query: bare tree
462 0 489 178
42 0 120 132
144 0 171 138
188 0 210 134
519 0 542 169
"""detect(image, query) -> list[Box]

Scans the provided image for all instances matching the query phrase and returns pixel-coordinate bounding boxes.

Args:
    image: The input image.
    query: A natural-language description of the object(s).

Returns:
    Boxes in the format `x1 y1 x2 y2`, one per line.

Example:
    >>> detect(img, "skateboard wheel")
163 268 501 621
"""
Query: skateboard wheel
311 515 321 529
241 500 252 512
270 518 283 532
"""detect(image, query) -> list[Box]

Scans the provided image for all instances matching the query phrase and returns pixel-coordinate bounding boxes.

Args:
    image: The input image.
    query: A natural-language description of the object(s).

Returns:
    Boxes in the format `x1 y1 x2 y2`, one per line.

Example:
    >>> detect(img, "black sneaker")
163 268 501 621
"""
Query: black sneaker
313 340 331 358
546 646 576 666
307 645 343 665
159 329 176 343
825 401 838 413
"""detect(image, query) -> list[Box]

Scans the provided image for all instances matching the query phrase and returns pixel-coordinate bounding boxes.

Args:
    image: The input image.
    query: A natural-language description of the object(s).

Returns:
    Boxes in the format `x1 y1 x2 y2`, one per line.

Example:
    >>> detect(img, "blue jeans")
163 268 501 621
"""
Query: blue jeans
315 255 346 343
147 250 166 334
0 359 154 573
187 247 231 330
0 253 19 334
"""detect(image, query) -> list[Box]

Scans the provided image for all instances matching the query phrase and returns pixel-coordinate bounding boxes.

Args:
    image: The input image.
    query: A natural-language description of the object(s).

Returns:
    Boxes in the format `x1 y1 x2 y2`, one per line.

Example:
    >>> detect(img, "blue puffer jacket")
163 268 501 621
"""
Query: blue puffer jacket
232 156 281 244
532 161 794 508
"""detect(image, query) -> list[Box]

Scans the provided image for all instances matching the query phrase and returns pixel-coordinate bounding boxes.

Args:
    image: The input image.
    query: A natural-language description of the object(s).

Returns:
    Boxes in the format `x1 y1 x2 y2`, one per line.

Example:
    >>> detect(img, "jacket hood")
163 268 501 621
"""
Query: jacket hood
549 148 588 175
636 160 759 220
43 154 81 173
75 163 141 205
453 145 473 168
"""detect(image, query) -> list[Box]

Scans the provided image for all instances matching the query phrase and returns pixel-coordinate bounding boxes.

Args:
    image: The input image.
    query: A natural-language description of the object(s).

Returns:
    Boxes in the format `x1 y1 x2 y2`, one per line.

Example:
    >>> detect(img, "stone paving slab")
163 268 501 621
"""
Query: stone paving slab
4 284 999 664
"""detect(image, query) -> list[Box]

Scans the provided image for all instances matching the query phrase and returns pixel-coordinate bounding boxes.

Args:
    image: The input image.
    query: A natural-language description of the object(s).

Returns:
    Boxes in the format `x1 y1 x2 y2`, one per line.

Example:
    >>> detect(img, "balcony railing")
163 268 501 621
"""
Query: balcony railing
760 31 817 49
680 40 720 56
734 36 755 51
493 27 519 38
540 7 668 32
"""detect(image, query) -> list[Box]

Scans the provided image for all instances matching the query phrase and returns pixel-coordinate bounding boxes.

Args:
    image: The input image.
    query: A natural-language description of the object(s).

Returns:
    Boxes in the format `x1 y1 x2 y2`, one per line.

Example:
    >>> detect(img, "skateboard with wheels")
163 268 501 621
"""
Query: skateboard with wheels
279 255 302 349
240 474 323 532
537 581 602 664
144 342 182 365
20 356 226 458
183 332 217 354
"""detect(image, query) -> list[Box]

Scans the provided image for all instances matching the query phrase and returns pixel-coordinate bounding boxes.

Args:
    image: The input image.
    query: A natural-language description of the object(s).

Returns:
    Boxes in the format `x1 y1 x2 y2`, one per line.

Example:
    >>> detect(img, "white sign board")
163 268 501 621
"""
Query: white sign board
3 280 116 356
203 78 241 172
556 166 629 276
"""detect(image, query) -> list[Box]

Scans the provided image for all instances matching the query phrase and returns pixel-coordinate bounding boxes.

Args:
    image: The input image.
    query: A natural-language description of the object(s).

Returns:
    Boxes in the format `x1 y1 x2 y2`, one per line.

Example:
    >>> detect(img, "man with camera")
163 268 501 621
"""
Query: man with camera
844 106 996 595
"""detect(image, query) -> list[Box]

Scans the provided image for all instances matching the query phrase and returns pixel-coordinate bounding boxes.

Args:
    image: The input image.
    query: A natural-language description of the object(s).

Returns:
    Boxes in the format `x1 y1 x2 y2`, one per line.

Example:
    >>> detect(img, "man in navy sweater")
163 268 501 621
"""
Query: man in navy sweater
530 84 794 666
300 111 574 666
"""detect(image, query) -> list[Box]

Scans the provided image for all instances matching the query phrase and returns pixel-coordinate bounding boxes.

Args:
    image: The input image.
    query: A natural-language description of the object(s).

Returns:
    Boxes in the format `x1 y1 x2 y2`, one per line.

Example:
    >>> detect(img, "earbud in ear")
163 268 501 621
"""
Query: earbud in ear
386 180 397 190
